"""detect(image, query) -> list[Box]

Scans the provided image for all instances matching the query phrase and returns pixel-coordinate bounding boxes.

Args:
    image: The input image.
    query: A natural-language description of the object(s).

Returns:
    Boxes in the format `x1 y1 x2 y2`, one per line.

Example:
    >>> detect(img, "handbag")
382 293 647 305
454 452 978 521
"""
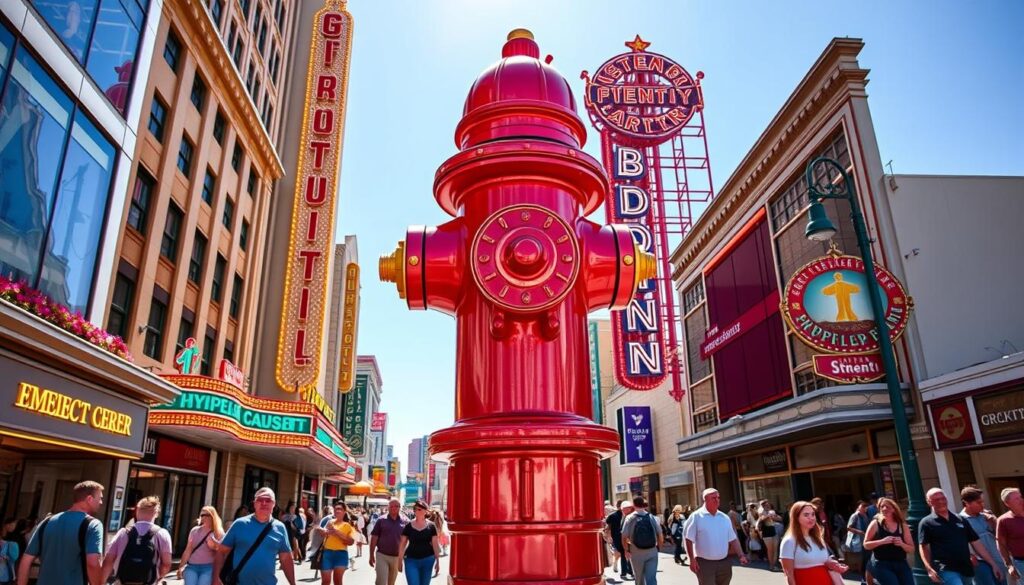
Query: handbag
220 521 274 585
309 545 324 570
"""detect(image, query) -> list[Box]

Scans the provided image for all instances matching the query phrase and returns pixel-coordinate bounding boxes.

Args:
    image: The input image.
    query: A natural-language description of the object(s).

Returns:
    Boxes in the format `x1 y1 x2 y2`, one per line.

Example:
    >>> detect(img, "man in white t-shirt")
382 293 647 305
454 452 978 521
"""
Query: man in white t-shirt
684 488 749 585
101 496 173 585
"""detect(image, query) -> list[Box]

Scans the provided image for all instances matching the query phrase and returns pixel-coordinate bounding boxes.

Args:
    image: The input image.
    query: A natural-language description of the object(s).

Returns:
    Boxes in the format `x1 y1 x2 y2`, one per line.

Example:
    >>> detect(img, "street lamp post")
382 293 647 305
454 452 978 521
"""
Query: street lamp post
804 157 930 585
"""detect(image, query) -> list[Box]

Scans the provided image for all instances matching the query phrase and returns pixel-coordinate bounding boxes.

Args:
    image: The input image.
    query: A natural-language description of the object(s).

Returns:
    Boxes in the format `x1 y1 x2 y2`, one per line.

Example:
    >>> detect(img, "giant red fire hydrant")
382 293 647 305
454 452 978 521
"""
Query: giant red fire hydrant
379 30 656 584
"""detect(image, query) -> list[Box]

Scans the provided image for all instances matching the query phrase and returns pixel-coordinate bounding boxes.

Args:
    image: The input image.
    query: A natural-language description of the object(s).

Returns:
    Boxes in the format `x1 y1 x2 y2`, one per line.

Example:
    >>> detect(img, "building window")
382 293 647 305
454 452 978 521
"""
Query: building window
769 132 852 232
190 73 207 110
160 203 184 262
245 62 255 95
164 29 182 72
188 231 207 284
201 327 217 376
176 310 195 354
148 96 167 141
261 99 273 129
201 169 216 204
231 143 243 171
794 369 836 396
683 280 705 314
223 339 234 363
275 0 285 29
0 44 117 313
242 465 278 506
211 255 226 303
252 3 263 32
684 309 711 383
177 137 194 176
240 0 251 21
232 38 244 67
33 0 150 116
268 46 280 84
247 171 258 196
229 274 243 319
213 110 226 144
239 220 250 251
127 169 155 234
222 198 235 229
257 18 268 55
107 272 135 339
143 295 168 360
209 0 224 26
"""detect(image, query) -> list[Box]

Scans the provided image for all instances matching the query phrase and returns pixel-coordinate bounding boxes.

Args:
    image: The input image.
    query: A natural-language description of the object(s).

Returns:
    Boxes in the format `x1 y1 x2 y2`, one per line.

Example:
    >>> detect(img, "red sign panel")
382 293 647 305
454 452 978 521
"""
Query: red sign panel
702 290 780 359
930 400 975 448
370 412 387 432
813 353 885 384
155 436 210 474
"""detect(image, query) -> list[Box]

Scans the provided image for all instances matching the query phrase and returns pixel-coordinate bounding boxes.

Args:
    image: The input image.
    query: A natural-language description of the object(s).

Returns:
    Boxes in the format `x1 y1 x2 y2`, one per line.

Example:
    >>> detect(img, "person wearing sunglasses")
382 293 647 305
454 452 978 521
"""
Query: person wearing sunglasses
178 506 225 585
398 500 441 585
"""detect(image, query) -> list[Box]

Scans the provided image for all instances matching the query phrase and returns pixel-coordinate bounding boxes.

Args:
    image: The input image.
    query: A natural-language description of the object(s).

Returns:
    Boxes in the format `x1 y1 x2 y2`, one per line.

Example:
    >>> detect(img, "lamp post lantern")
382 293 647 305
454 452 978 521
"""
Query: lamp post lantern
804 157 929 585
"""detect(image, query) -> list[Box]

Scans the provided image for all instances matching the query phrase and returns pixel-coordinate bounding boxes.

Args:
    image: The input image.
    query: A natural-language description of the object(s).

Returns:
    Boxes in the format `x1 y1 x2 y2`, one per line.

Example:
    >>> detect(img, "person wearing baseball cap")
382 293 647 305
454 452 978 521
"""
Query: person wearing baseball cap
214 487 296 585
603 500 636 580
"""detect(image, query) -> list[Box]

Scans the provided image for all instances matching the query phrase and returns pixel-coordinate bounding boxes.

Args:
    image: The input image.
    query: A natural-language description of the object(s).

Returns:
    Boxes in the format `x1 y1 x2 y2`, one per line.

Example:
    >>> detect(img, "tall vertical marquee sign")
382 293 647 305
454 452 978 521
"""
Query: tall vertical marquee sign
338 263 360 392
277 1 354 394
584 36 715 399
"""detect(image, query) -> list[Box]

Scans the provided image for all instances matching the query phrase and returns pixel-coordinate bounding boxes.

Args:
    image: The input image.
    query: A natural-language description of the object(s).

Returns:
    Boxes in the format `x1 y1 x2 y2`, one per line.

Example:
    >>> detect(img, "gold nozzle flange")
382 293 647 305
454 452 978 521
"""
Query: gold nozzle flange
633 245 658 289
379 241 407 299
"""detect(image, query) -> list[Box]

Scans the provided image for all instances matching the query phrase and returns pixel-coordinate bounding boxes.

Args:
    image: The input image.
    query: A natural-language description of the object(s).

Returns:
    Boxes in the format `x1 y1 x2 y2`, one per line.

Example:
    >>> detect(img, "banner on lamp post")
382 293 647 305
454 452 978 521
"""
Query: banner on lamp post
617 406 655 465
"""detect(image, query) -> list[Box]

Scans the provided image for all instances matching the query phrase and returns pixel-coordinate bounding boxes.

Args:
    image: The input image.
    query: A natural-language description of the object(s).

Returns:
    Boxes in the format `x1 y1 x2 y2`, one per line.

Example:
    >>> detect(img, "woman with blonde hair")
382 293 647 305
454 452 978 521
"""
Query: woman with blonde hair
177 506 225 585
862 497 914 585
781 501 848 585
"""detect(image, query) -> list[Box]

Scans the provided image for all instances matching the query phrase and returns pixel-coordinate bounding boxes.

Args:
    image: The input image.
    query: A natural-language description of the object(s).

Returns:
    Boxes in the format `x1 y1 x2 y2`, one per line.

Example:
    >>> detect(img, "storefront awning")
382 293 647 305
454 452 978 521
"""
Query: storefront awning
1 302 180 459
677 384 912 461
150 375 356 479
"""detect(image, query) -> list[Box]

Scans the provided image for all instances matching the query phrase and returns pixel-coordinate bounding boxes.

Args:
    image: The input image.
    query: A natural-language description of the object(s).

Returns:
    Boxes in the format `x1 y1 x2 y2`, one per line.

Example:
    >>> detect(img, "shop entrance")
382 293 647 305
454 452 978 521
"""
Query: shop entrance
125 466 206 555
811 465 875 518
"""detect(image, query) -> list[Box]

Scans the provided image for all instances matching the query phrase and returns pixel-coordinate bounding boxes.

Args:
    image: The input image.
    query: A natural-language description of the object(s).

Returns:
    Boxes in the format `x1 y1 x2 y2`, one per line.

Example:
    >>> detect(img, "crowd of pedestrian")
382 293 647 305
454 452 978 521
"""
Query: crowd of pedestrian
0 479 456 585
600 484 1024 585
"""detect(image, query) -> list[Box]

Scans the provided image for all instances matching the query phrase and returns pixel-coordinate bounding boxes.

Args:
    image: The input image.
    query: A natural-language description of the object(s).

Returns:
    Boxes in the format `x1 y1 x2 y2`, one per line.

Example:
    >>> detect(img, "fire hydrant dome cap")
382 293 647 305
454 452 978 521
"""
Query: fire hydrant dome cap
456 31 587 149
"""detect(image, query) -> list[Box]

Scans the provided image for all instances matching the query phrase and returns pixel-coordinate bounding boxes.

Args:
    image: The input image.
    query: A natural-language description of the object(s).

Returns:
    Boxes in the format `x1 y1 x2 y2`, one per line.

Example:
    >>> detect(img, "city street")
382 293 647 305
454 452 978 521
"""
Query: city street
161 550 864 585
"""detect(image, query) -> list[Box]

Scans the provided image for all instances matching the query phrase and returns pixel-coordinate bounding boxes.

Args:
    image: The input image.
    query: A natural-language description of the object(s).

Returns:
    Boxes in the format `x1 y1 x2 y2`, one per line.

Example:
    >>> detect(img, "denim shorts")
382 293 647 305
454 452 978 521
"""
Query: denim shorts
322 549 350 570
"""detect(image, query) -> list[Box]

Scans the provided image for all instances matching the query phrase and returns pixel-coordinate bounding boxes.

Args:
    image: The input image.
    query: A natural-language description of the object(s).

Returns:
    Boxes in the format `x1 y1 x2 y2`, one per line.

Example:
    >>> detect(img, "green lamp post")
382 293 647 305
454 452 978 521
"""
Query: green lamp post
804 157 929 585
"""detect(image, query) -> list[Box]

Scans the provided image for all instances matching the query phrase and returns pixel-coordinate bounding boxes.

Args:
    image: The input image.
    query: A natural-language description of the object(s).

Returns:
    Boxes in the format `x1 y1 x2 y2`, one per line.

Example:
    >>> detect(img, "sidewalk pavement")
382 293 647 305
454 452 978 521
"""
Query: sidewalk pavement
160 547 863 584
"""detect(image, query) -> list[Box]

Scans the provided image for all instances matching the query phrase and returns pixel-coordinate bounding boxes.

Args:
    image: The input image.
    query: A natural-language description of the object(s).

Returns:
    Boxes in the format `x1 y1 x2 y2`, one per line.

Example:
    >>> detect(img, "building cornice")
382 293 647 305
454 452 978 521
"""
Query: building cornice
172 0 285 179
671 38 868 281
919 352 1024 403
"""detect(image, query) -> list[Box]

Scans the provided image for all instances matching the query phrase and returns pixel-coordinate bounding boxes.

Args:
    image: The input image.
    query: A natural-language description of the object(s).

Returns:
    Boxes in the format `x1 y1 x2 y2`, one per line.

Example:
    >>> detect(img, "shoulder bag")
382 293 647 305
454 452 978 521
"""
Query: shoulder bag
220 521 274 585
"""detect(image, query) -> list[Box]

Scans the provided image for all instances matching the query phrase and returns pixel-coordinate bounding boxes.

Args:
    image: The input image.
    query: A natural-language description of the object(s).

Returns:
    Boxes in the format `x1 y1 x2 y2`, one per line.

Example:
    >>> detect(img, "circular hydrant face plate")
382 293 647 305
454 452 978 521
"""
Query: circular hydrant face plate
471 205 579 313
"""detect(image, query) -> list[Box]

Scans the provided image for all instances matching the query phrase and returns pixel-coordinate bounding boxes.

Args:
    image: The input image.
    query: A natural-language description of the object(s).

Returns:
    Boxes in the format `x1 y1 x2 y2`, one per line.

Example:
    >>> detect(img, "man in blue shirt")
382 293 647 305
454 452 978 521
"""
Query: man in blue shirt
214 487 295 585
17 480 105 585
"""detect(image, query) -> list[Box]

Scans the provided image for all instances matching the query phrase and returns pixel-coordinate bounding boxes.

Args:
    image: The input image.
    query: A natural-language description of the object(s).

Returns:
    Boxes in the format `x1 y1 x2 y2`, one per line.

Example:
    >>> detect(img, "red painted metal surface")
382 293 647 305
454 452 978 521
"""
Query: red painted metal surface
379 30 655 585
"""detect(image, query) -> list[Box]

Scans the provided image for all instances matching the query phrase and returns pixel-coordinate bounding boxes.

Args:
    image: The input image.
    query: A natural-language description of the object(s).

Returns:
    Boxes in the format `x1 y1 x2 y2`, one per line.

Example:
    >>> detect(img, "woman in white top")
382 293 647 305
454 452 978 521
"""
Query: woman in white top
781 501 849 585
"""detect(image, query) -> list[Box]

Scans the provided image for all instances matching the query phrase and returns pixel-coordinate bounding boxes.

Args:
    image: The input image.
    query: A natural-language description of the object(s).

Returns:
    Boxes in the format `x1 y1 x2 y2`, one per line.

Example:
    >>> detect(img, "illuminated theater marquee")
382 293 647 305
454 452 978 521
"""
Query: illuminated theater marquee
276 0 354 394
584 36 703 144
610 146 666 387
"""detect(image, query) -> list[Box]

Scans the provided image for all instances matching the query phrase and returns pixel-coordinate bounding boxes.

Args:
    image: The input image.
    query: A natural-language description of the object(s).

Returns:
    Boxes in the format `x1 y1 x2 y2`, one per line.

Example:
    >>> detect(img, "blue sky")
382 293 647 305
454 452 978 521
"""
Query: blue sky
333 0 1024 473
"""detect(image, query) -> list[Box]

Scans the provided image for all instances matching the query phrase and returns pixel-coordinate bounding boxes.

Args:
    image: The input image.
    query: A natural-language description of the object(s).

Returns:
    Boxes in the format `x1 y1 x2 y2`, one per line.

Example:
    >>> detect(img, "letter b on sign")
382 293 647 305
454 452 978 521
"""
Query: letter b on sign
614 147 646 179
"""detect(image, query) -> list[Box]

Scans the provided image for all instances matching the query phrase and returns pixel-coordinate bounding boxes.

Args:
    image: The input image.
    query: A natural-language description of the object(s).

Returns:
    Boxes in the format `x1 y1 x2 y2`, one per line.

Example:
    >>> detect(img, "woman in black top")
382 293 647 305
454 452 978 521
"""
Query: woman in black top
398 500 441 585
863 497 915 585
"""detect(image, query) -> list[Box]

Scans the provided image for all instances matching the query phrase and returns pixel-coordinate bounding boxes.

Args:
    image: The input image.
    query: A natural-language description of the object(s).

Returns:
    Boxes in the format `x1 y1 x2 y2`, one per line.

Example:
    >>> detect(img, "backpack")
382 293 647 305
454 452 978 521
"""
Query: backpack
116 526 158 584
37 514 93 585
632 514 658 549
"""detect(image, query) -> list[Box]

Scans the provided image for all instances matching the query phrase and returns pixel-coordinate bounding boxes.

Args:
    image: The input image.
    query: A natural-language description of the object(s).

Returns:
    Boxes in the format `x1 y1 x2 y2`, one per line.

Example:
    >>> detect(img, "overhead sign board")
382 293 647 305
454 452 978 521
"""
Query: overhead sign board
583 36 704 145
616 405 655 465
276 0 354 394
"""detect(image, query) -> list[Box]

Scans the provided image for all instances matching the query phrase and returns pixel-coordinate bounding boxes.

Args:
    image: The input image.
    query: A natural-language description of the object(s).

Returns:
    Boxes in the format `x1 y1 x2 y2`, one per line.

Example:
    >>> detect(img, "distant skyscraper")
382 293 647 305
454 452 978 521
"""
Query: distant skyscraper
409 437 424 474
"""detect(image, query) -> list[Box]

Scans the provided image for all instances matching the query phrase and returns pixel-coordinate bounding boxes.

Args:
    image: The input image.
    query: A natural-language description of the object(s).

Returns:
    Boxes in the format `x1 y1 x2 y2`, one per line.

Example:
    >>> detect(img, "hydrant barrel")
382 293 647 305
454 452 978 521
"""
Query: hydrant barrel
380 30 655 584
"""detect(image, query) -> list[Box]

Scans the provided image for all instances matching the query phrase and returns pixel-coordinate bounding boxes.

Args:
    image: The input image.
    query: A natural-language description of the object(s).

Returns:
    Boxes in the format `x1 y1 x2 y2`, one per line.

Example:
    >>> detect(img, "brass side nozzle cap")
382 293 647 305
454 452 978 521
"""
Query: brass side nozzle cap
507 28 534 41
634 248 658 289
379 241 407 299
